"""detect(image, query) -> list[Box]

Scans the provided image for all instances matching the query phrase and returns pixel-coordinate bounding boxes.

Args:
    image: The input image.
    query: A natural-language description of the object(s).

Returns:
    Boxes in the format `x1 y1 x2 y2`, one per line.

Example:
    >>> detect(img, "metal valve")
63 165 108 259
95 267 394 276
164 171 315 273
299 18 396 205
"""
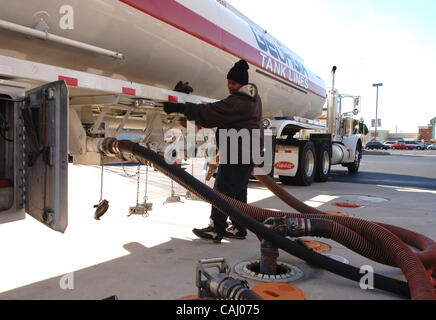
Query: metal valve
262 216 311 238
196 257 262 300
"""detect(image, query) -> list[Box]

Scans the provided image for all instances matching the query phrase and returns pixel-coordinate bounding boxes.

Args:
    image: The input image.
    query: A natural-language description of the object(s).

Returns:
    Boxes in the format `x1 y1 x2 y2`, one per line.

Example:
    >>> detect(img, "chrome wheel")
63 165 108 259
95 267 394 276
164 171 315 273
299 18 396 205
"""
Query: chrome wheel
347 144 361 174
321 150 330 175
305 149 315 177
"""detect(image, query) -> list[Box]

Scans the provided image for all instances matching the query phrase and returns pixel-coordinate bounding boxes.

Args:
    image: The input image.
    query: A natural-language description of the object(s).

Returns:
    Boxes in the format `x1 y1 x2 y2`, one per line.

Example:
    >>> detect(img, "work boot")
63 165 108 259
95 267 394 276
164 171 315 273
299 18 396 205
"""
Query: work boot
192 226 223 243
224 225 247 240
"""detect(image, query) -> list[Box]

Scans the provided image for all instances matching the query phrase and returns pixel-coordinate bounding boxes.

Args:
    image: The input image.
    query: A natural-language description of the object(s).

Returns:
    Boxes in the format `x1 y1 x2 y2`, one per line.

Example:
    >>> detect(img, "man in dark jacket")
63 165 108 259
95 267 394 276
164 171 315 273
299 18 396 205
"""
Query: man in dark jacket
163 60 263 243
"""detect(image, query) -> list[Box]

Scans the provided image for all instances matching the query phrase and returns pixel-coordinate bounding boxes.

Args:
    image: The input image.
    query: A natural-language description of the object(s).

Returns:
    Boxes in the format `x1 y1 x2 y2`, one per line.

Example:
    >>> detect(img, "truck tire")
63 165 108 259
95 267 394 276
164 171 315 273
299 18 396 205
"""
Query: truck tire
280 141 316 186
278 175 296 185
346 143 362 174
315 143 331 182
296 141 316 186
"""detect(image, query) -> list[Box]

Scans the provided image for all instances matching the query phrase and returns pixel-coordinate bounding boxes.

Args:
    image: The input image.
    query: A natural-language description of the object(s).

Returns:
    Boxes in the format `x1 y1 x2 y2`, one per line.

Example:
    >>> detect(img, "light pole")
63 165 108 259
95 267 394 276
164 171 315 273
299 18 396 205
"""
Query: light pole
372 83 383 140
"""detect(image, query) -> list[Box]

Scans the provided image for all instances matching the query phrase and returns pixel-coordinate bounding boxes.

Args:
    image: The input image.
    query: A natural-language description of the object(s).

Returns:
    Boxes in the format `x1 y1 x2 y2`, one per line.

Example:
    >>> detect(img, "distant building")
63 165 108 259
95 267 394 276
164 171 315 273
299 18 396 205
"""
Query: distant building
431 117 436 140
418 125 432 143
365 117 436 143
366 130 418 142
367 130 389 141
417 117 436 143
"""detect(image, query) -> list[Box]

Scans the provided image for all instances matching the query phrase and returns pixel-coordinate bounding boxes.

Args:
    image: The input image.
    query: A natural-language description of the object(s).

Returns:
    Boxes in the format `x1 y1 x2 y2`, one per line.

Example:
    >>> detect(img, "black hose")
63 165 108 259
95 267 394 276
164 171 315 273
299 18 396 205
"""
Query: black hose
236 289 264 300
116 140 412 299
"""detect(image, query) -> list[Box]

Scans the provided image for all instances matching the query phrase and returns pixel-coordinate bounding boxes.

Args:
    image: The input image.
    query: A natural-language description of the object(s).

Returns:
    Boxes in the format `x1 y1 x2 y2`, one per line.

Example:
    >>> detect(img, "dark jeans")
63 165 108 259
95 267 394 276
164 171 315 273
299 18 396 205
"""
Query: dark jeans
210 163 254 236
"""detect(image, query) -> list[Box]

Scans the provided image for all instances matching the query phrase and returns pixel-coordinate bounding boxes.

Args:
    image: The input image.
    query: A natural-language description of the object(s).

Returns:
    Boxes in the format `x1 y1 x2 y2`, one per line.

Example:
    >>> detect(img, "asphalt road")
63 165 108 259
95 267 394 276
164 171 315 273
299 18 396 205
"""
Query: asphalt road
329 149 436 190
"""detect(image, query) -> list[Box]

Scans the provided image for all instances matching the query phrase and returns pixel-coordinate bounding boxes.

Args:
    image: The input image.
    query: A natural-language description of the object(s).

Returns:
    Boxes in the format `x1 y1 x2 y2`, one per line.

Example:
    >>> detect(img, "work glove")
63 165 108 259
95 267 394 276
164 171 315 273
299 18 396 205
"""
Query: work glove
174 81 194 94
163 102 185 115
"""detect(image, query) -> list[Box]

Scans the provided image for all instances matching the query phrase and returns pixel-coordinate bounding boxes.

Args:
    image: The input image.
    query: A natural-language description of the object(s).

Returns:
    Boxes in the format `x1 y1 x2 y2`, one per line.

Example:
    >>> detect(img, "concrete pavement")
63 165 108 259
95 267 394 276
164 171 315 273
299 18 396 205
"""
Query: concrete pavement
0 154 435 300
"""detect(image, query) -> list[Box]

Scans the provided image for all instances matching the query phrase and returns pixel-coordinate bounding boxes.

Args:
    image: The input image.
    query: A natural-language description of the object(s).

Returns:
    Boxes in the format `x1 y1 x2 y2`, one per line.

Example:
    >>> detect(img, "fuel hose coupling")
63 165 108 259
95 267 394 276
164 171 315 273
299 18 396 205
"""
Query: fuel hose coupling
286 217 311 237
100 137 121 156
96 138 145 163
263 216 311 238
196 258 263 300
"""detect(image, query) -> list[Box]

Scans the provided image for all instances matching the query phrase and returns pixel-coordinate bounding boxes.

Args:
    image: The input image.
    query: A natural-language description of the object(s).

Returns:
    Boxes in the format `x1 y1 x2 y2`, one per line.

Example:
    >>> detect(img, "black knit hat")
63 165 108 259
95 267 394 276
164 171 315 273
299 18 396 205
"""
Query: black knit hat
227 60 249 85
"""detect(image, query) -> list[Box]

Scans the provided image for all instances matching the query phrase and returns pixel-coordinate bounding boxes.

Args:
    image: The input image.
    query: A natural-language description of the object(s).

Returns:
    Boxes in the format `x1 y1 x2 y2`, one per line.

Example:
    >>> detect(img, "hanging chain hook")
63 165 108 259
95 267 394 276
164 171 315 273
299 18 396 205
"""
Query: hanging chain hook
94 163 109 220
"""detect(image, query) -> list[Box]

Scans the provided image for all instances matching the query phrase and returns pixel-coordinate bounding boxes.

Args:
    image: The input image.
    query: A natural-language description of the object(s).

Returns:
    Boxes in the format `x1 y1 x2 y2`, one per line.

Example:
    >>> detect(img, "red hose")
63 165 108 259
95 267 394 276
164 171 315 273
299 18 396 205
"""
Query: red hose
217 191 435 300
296 217 396 266
254 173 436 269
376 223 436 270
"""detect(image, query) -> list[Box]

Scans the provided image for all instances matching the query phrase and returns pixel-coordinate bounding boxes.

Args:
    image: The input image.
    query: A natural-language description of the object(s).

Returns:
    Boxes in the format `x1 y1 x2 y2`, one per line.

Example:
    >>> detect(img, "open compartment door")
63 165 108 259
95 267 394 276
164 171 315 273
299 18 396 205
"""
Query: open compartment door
23 81 68 232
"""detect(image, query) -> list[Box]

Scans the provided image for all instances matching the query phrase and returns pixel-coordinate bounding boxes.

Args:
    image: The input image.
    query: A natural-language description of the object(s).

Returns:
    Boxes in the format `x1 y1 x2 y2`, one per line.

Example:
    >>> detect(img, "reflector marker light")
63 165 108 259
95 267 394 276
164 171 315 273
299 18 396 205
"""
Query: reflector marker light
58 75 78 86
122 87 136 96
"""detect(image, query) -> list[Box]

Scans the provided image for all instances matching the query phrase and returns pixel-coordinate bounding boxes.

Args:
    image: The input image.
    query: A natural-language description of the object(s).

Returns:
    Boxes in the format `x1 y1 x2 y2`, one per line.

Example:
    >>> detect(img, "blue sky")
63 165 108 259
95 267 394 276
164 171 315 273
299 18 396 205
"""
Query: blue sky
226 0 436 133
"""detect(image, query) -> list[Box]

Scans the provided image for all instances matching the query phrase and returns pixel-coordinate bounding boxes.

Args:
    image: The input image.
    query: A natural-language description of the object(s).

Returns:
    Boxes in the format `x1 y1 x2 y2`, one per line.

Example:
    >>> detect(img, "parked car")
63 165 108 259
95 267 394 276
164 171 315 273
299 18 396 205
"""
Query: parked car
365 141 390 150
390 141 409 150
427 143 436 150
404 141 427 150
383 141 396 148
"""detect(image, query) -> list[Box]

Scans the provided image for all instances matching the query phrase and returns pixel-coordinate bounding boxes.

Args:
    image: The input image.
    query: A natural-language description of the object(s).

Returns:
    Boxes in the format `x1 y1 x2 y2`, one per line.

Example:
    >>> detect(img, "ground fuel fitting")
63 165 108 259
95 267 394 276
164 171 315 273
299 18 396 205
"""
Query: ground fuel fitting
196 258 263 300
205 274 262 300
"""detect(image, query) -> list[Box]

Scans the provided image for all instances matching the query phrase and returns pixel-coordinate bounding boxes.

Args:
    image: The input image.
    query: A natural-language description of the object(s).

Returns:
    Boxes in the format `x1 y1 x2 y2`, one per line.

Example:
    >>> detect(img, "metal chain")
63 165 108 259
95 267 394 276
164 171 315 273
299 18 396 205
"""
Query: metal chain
19 101 27 208
122 163 137 177
99 164 104 202
135 164 141 206
170 178 175 197
144 164 149 203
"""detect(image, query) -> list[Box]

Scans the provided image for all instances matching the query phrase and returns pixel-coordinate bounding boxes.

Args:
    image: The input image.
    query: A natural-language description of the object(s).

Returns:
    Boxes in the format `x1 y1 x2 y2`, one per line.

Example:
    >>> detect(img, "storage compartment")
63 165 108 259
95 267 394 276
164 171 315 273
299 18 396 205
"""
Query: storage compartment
0 185 13 211
0 81 68 231
0 97 15 212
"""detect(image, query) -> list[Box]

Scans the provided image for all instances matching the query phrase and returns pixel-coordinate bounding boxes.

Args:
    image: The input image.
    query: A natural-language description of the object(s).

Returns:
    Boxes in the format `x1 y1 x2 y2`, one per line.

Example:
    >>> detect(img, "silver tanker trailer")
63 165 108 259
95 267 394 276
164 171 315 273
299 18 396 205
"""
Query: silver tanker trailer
0 0 362 232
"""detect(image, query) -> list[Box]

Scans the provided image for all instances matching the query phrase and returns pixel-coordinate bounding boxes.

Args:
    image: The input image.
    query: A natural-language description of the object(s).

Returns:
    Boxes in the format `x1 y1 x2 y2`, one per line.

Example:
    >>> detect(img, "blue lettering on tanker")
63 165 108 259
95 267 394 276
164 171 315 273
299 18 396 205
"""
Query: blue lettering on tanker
250 26 309 89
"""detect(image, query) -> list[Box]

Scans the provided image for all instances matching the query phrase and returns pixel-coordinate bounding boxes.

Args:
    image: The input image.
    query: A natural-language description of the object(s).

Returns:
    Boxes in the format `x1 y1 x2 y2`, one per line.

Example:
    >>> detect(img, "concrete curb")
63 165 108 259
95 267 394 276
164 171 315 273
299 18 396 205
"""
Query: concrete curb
363 150 391 155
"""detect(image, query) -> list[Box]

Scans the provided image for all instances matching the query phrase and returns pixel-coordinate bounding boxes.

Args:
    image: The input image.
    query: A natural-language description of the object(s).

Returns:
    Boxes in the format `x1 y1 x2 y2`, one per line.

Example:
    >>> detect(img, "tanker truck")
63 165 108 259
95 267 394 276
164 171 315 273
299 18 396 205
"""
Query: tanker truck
0 0 362 232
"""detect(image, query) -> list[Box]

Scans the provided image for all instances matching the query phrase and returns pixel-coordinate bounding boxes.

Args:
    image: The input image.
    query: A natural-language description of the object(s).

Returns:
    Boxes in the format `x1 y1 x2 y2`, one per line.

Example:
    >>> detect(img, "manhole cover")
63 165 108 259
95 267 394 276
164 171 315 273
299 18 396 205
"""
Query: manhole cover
234 260 304 283
334 202 361 208
252 283 306 300
334 195 389 204
290 238 331 253
325 210 353 217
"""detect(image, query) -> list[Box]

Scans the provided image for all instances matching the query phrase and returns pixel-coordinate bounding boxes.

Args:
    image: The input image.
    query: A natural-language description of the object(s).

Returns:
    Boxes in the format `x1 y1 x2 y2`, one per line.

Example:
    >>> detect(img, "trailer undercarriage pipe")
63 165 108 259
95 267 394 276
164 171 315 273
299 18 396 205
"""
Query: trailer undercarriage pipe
105 139 434 300
0 19 124 60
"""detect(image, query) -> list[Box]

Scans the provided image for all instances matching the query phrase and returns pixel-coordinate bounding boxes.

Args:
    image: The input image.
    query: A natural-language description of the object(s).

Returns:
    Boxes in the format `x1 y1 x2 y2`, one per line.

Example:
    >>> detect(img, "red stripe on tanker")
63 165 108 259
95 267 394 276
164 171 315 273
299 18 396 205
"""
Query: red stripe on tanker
0 0 327 120
120 0 326 98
